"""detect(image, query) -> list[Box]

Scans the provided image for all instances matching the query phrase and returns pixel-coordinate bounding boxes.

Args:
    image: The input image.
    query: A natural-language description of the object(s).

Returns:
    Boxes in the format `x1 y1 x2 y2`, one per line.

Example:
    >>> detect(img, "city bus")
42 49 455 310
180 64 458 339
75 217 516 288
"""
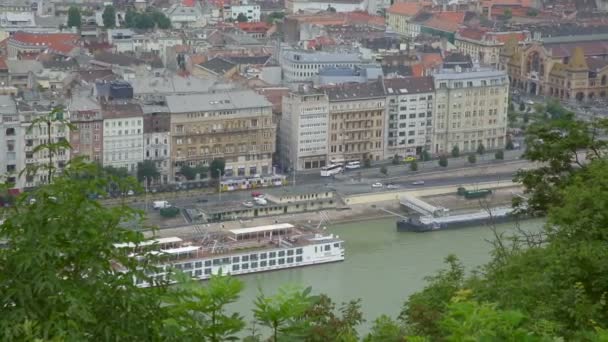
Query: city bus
320 164 343 177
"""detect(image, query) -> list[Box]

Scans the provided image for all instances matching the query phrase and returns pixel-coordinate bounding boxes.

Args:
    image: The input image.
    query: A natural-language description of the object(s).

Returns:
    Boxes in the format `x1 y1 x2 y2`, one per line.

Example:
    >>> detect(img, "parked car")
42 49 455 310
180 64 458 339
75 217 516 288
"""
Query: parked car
196 198 208 203
403 156 416 162
251 191 264 198
126 190 135 196
411 180 425 186
371 182 383 188
242 201 254 208
387 184 400 189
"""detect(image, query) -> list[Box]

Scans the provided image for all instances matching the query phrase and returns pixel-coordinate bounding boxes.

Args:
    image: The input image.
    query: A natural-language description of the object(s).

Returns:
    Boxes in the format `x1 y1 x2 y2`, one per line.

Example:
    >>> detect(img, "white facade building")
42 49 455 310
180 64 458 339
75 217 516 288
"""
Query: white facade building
432 68 509 155
280 47 364 84
280 90 330 171
19 100 71 189
0 95 23 189
164 3 205 28
107 29 183 65
229 5 261 22
102 105 144 173
384 77 435 158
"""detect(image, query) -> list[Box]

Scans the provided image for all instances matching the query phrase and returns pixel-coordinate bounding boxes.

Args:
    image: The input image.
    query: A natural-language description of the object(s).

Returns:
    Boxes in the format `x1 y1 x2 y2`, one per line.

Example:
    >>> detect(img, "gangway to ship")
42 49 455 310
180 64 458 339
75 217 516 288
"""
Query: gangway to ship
379 207 408 220
400 194 449 217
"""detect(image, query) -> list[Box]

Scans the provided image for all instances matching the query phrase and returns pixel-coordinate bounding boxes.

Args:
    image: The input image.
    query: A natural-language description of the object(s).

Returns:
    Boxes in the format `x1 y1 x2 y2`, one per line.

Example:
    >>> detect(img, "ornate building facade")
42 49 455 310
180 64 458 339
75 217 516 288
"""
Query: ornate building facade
500 34 608 101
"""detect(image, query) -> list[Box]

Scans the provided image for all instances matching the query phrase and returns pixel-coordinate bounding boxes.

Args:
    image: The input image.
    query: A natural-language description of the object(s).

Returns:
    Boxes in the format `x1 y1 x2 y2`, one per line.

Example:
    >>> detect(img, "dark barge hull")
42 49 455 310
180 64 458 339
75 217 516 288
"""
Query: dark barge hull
396 214 517 232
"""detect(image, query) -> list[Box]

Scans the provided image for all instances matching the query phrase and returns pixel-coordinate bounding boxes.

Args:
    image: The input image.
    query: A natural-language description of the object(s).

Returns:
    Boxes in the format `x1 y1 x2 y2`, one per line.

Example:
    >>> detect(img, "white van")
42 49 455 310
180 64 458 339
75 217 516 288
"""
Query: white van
153 201 171 209
345 161 361 170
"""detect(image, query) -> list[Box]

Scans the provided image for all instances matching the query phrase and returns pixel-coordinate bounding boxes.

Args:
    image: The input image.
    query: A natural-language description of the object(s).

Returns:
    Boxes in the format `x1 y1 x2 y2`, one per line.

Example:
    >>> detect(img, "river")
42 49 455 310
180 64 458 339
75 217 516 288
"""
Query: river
229 217 545 333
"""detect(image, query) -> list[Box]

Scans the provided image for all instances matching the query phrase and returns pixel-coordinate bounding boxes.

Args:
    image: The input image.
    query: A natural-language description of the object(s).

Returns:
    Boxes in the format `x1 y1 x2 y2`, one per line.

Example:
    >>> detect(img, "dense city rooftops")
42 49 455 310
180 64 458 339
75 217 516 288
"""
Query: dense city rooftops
384 77 435 95
165 90 272 113
324 81 385 101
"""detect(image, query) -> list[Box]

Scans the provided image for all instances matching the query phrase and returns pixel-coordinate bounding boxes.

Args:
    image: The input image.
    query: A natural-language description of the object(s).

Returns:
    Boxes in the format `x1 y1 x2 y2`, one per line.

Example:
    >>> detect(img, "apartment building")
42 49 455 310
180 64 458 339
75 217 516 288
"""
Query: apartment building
166 90 275 180
384 77 435 158
326 81 386 163
431 68 509 155
0 95 21 187
102 103 144 173
19 100 71 189
142 106 171 184
68 95 103 163
280 89 329 171
229 4 261 22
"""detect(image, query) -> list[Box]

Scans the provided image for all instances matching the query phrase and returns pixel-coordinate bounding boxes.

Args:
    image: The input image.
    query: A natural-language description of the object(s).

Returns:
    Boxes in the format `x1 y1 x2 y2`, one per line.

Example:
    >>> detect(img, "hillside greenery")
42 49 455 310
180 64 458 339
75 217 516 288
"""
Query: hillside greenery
0 108 607 340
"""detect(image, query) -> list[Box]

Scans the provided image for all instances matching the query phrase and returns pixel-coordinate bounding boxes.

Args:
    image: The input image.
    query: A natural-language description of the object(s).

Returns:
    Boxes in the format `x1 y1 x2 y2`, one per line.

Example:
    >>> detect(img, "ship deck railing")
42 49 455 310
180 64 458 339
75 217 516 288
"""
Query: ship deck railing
419 207 513 224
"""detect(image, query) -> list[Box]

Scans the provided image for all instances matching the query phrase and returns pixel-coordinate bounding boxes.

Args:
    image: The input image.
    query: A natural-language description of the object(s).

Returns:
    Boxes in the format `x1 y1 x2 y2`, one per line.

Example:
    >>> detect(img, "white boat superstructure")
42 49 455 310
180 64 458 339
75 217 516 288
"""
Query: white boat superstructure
114 223 345 287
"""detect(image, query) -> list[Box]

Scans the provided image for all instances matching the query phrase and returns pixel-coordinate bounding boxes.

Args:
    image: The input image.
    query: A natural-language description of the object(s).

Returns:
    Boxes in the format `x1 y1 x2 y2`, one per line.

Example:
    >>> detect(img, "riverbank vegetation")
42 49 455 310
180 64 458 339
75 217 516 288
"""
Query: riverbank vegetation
1 109 608 340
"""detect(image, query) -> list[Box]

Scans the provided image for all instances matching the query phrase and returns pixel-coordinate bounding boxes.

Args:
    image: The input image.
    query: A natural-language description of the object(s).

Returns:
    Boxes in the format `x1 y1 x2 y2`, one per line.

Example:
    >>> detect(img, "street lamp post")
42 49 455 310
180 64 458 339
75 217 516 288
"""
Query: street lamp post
143 176 148 212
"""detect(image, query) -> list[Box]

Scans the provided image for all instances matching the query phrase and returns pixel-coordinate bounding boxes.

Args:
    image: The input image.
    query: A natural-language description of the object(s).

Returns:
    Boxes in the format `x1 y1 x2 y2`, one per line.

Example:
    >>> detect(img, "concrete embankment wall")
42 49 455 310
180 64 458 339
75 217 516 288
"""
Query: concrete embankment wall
344 181 521 205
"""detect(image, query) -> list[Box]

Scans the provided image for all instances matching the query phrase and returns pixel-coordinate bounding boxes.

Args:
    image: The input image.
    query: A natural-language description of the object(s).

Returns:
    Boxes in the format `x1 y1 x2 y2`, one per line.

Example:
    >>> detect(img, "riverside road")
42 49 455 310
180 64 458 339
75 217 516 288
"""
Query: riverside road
128 149 530 212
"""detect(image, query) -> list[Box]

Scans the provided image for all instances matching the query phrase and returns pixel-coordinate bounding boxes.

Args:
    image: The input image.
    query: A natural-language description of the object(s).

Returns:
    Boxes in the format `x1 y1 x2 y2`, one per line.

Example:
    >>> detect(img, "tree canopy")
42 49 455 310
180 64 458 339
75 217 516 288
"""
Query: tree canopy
67 6 81 28
124 9 171 29
2 105 608 340
102 5 116 28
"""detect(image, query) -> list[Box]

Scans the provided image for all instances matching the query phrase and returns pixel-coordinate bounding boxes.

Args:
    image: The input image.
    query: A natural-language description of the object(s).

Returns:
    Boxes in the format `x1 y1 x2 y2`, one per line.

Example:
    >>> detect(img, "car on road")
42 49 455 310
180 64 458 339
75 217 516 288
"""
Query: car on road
403 156 416 162
411 180 425 186
153 201 171 209
196 198 208 203
242 201 254 208
371 182 383 188
251 191 264 198
345 161 361 169
127 190 135 196
386 184 400 189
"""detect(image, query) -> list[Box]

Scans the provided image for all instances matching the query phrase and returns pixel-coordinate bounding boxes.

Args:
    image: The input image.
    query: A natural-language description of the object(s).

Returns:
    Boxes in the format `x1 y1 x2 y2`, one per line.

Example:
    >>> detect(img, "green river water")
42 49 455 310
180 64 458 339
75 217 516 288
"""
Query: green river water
230 217 545 334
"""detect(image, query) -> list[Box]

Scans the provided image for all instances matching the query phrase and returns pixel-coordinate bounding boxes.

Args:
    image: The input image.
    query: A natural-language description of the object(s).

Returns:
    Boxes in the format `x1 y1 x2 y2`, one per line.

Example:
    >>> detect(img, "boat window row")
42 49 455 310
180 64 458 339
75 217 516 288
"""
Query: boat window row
232 256 303 271
314 243 342 253
171 248 304 271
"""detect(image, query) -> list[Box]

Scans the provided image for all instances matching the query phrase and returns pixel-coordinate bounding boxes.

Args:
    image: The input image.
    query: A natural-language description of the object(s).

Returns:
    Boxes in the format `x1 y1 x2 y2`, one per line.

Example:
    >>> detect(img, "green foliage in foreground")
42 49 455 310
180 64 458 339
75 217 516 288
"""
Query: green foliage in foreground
1 108 608 340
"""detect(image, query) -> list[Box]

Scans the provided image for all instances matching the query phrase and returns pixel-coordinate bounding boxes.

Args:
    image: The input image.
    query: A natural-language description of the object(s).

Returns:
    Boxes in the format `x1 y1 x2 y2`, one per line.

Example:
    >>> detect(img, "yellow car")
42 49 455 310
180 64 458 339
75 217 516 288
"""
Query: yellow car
404 156 416 162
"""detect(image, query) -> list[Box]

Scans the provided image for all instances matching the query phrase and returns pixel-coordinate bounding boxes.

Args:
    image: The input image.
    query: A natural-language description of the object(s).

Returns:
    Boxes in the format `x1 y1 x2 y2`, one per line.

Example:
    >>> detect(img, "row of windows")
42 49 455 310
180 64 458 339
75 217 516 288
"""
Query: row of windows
172 248 305 270
105 120 142 128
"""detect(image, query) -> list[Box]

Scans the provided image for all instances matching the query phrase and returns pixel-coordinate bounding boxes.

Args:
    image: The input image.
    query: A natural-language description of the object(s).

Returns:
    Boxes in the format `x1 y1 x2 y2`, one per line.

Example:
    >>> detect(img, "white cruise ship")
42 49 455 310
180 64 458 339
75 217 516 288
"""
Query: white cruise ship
114 223 345 287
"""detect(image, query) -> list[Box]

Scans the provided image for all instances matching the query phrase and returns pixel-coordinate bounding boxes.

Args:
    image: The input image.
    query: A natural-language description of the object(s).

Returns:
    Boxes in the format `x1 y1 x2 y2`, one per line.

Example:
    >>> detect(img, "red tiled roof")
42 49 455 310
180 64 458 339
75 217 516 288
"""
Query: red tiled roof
345 11 385 26
458 28 528 43
237 21 271 33
11 32 78 55
182 0 196 6
422 11 465 33
457 27 487 40
420 53 443 68
482 0 532 7
388 3 422 16
490 31 527 43
411 63 424 77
